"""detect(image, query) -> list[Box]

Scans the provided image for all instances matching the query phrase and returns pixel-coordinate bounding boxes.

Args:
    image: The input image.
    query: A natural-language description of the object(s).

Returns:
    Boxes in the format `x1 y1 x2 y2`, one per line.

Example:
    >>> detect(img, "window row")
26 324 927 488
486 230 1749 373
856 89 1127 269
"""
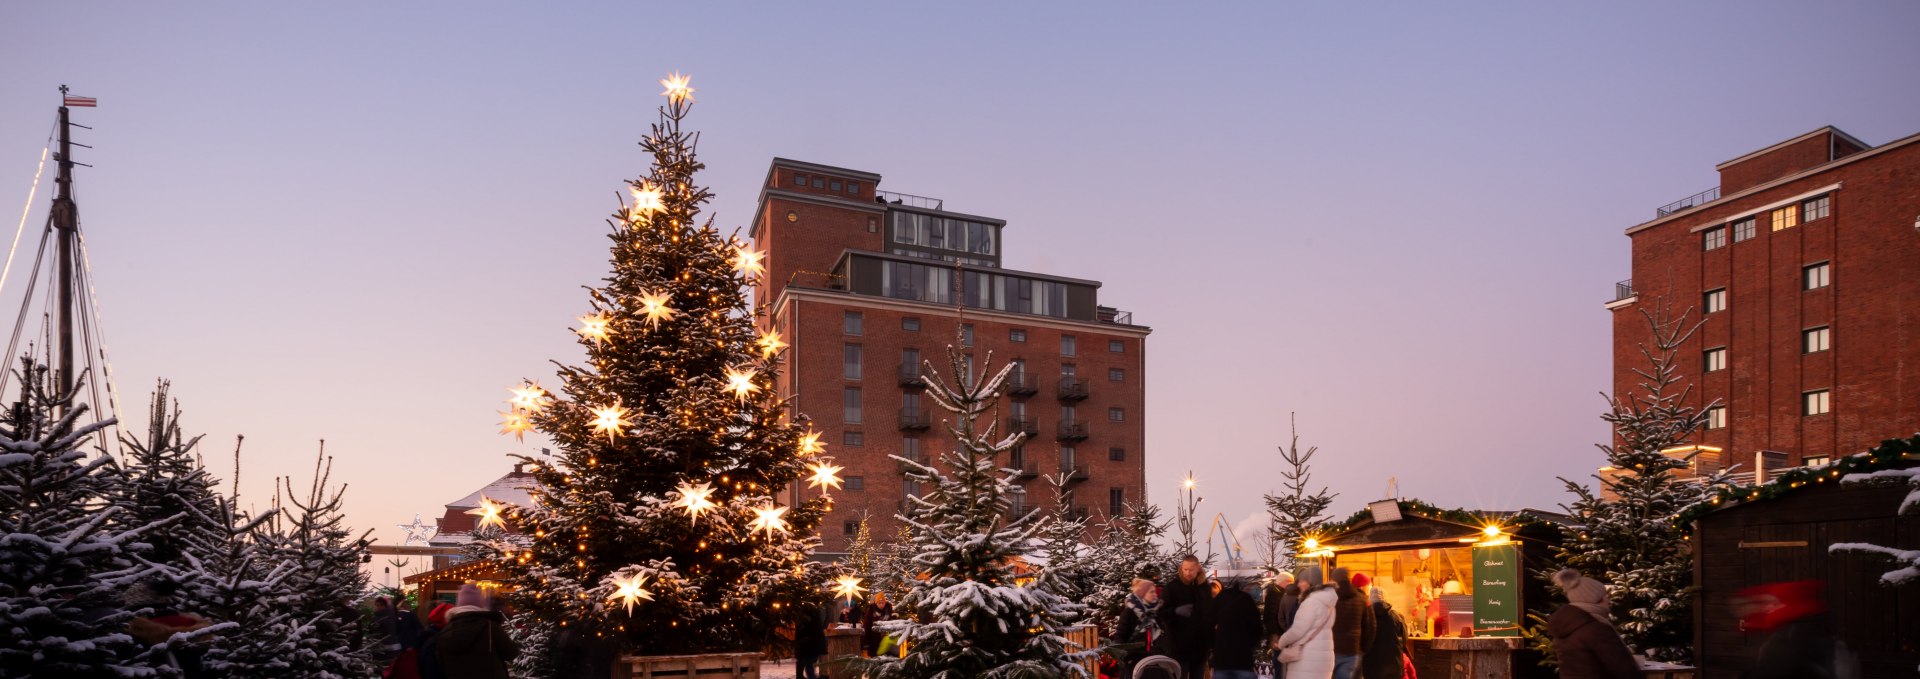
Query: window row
1702 389 1831 429
791 171 861 196
878 261 1071 318
889 212 998 256
1701 195 1831 251
841 386 1128 422
1700 327 1830 372
1701 262 1831 314
847 313 1131 358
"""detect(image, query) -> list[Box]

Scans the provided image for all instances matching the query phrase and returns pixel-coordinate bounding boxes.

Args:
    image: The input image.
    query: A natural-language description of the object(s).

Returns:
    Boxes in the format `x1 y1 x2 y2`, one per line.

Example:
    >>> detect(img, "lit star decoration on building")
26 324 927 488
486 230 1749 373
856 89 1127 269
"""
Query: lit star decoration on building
660 72 695 104
608 572 655 615
636 290 678 328
590 404 632 442
508 382 550 413
723 366 760 402
674 481 718 521
397 514 438 546
467 496 508 531
831 576 867 603
755 330 788 359
797 429 825 456
577 312 613 345
629 182 666 221
807 462 845 493
748 505 790 537
499 409 534 442
731 246 765 277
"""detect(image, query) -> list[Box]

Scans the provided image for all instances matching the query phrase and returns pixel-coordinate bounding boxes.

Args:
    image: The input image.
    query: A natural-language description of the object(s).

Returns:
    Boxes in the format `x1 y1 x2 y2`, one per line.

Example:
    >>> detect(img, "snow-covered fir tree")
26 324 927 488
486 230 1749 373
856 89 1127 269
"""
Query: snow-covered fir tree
1085 502 1172 635
497 73 827 658
1830 463 1920 586
508 617 558 679
258 451 375 679
183 480 293 678
0 359 158 678
871 522 918 618
850 334 1087 679
1033 473 1096 616
1263 414 1335 572
845 515 877 581
1554 298 1726 663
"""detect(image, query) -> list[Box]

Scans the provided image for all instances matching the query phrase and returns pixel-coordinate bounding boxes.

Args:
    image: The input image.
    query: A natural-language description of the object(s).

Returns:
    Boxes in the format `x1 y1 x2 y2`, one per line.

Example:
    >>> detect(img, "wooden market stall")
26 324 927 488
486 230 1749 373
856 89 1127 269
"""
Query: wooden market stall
1312 500 1566 679
401 557 516 618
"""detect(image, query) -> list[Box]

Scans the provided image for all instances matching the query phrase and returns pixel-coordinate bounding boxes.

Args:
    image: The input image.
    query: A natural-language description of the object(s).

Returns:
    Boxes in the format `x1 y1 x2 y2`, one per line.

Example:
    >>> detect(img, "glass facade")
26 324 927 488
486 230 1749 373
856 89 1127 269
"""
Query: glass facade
879 259 1071 318
890 211 998 257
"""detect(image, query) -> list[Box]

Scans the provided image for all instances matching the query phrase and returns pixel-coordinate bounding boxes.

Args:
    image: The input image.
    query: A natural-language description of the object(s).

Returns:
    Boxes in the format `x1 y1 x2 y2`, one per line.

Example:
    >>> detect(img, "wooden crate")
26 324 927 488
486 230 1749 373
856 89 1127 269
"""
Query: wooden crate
615 652 761 679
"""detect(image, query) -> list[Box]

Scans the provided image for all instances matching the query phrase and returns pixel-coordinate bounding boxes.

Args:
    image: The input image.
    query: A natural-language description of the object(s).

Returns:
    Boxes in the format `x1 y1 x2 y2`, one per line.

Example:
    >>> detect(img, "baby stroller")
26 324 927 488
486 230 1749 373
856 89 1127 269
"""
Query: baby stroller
1132 655 1181 679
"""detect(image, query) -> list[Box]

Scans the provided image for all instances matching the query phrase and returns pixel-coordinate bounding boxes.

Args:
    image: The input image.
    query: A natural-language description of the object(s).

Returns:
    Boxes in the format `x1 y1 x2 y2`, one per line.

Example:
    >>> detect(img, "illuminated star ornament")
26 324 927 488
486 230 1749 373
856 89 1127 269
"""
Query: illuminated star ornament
660 71 695 104
397 514 438 546
629 182 666 221
674 481 718 520
508 381 550 413
608 572 655 615
731 246 765 277
755 329 788 360
723 366 760 402
636 290 678 328
577 312 613 345
797 429 825 456
748 505 790 537
831 576 867 603
807 462 845 493
499 409 534 442
590 404 632 442
467 496 508 531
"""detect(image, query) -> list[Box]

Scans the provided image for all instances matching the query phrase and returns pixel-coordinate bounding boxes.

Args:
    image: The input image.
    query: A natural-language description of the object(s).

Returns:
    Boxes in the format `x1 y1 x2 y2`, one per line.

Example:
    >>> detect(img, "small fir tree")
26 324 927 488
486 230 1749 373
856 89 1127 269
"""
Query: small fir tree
1033 473 1096 617
259 450 376 679
1263 414 1335 571
1553 297 1725 663
184 489 293 678
102 382 224 571
1085 502 1172 635
846 514 877 580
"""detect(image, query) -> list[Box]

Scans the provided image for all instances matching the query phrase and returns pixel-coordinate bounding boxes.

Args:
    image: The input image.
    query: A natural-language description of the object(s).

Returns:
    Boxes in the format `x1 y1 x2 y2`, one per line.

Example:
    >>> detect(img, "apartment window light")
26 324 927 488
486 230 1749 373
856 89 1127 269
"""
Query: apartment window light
1802 455 1830 467
1771 205 1797 231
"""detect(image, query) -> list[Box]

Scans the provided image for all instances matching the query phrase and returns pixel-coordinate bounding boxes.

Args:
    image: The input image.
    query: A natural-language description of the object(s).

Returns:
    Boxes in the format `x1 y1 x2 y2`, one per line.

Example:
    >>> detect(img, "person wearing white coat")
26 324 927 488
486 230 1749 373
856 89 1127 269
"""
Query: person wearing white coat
1274 565 1339 679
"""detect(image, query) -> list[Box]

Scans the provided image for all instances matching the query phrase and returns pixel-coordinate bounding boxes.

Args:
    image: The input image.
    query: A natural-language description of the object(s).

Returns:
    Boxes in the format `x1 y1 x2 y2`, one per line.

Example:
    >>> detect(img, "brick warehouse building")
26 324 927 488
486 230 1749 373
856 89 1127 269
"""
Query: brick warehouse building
1608 126 1920 475
748 158 1150 552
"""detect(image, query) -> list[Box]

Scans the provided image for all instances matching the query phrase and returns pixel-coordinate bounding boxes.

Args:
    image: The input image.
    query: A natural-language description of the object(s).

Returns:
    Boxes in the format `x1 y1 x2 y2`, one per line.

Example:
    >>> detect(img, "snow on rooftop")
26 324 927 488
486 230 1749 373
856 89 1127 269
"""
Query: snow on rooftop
446 471 540 510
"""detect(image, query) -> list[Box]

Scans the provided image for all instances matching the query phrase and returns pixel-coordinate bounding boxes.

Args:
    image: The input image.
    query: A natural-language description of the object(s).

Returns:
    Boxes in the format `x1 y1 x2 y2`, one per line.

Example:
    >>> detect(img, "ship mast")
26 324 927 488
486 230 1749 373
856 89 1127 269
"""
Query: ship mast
51 85 81 397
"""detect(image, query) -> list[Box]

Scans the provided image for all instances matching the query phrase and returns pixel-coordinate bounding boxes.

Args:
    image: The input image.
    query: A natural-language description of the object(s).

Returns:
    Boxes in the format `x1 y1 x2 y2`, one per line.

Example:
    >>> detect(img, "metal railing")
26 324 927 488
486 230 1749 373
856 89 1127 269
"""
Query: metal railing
1098 306 1136 325
1058 464 1089 482
1056 421 1089 441
1009 417 1041 436
898 364 926 387
1006 503 1037 521
1656 186 1720 217
1614 279 1636 302
1010 460 1038 478
898 408 932 430
1057 377 1089 401
1066 505 1090 521
785 270 846 292
876 190 945 211
1005 372 1039 396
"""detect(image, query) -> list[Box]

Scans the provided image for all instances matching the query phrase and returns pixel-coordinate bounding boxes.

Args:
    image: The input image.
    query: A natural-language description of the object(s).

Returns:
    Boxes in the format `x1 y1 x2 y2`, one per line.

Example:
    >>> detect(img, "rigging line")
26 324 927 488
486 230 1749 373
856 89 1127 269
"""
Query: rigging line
0 225 53 395
3 121 56 305
75 227 125 457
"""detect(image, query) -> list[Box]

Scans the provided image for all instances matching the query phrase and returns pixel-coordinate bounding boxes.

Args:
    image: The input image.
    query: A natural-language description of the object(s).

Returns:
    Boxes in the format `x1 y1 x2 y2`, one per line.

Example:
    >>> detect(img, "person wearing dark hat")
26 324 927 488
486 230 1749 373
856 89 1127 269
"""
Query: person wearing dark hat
435 585 518 679
1208 577 1264 679
417 603 453 679
1547 569 1640 679
1156 555 1215 679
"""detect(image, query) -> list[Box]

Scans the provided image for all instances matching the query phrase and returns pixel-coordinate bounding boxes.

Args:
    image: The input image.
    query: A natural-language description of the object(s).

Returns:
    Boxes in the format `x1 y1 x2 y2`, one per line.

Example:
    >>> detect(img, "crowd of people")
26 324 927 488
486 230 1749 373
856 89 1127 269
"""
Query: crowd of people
370 584 521 679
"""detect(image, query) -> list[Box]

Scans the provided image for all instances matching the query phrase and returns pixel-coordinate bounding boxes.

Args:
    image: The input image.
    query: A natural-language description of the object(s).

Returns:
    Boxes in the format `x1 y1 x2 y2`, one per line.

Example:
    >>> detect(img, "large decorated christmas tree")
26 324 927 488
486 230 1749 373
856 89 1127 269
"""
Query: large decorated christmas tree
495 73 830 656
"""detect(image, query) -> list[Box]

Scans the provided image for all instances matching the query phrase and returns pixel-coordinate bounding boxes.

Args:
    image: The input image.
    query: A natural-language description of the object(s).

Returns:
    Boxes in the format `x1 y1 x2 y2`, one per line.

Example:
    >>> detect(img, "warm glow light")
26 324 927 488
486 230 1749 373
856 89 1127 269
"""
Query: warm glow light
807 462 845 492
797 429 825 456
831 576 867 602
1302 538 1319 551
591 404 632 442
608 572 655 615
756 330 789 359
636 290 678 328
466 496 508 531
723 366 760 401
749 505 790 537
674 481 718 521
731 247 766 277
659 72 695 103
577 312 613 345
1483 524 1503 538
508 382 550 413
499 409 534 442
629 182 666 220
1183 477 1196 489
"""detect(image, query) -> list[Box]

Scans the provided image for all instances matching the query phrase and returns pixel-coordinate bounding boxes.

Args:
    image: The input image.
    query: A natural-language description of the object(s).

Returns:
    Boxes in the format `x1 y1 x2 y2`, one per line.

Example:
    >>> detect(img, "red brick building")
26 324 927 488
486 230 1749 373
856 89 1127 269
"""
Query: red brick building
1609 126 1920 476
749 158 1151 552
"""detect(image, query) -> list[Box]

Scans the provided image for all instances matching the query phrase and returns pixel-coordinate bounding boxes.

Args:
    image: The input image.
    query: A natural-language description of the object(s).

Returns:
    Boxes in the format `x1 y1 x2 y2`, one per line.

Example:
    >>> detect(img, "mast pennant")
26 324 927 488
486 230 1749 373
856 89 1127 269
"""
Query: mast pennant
63 95 97 108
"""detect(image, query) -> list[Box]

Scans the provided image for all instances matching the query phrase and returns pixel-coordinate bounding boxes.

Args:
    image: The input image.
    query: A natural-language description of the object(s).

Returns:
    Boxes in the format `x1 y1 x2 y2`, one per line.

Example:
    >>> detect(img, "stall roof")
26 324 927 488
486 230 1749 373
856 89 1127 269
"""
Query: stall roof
1318 499 1571 551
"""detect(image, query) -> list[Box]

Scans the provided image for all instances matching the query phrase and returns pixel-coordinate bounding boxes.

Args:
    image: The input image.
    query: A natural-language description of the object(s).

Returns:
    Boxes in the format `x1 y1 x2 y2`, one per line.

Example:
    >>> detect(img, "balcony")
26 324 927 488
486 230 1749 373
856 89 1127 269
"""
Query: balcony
1656 186 1720 218
1057 377 1089 401
898 364 926 388
1005 371 1039 396
1614 279 1636 302
897 453 926 473
1065 505 1090 522
1010 460 1039 478
876 190 945 211
1058 464 1090 483
785 270 846 292
1005 503 1037 522
1097 306 1137 326
898 408 932 431
1056 421 1089 441
1008 417 1041 437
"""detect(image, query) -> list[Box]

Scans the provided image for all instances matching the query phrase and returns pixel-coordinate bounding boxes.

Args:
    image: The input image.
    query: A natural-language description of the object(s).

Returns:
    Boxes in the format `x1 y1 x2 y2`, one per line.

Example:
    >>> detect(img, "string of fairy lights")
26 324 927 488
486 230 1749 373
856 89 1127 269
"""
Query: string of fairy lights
477 72 856 618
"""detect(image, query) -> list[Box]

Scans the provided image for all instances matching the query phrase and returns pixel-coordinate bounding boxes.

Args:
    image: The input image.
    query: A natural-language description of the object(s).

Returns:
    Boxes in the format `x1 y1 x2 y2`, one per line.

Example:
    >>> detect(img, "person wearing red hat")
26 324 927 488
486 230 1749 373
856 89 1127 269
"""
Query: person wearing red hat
417 603 455 679
1734 581 1849 679
1329 568 1375 679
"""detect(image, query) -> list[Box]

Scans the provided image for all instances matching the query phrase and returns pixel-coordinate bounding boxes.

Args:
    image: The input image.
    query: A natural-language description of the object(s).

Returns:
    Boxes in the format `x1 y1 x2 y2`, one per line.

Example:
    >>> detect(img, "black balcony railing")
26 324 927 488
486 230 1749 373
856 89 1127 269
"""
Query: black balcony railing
898 364 926 387
1057 421 1089 441
897 453 925 472
1011 461 1038 478
1097 306 1137 326
1009 417 1041 437
1057 377 1089 401
898 408 932 430
876 190 945 211
1656 186 1720 218
1005 503 1036 521
1058 464 1089 482
1614 279 1636 302
1005 371 1039 396
1066 505 1090 522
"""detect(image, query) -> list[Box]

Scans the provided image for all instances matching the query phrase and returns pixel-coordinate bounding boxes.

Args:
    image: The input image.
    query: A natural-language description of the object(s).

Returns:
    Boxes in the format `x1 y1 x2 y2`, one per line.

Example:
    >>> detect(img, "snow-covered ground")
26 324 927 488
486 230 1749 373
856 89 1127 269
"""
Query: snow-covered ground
759 658 796 679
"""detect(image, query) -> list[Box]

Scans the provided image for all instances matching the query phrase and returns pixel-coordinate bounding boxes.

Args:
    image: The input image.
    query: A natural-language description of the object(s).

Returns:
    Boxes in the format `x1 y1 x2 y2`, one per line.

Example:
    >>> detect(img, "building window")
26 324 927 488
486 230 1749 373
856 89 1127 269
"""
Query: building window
903 317 921 331
793 173 807 187
1109 368 1125 382
961 324 974 347
1109 488 1125 516
1060 364 1076 377
844 311 863 336
1010 329 1027 343
843 521 858 535
902 348 920 376
1803 390 1830 416
1733 218 1757 242
1060 446 1076 469
1803 262 1830 290
1109 340 1124 353
1704 347 1726 372
1061 335 1077 357
1109 447 1126 461
843 431 864 446
847 181 860 195
830 180 842 192
1010 444 1026 468
867 217 877 233
1802 195 1830 221
843 475 864 491
1802 455 1830 467
902 436 920 464
844 344 863 380
1109 407 1125 422
812 176 826 189
1706 406 1726 430
1061 406 1078 427
1704 288 1726 314
1770 205 1797 231
1803 326 1830 353
844 388 862 424
1702 226 1727 251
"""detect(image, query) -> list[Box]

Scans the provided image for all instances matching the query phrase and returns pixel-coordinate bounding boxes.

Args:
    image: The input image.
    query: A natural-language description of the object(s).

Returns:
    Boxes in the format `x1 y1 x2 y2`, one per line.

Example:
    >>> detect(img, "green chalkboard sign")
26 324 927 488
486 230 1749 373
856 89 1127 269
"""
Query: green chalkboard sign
1471 543 1521 637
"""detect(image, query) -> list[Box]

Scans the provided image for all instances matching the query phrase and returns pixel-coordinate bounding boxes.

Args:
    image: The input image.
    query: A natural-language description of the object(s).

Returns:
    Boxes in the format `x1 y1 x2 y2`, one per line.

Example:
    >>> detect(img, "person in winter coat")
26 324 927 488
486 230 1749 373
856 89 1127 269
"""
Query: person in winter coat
1362 587 1405 679
1113 578 1163 679
1546 569 1640 679
1330 569 1375 679
861 591 895 656
1274 565 1339 679
417 604 452 679
1734 580 1843 679
793 599 830 679
1156 555 1215 679
1263 571 1300 647
1209 578 1264 679
436 585 519 679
